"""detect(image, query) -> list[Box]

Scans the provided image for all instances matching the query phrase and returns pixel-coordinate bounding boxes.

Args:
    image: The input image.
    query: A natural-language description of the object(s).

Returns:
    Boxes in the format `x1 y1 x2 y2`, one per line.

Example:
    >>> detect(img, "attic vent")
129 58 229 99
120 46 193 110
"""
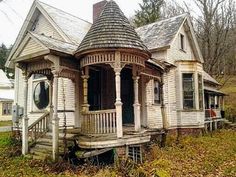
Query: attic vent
127 145 142 163
31 16 39 31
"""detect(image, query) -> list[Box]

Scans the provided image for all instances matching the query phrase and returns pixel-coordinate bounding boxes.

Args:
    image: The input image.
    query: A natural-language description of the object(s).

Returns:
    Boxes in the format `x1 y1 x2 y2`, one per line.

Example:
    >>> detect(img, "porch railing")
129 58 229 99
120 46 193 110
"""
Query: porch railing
28 111 50 143
81 109 117 135
205 109 222 120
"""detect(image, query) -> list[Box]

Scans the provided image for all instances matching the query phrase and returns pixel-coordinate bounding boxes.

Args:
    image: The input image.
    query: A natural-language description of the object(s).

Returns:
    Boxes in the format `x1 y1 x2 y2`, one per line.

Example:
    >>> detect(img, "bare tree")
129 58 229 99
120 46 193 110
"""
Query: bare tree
194 0 236 78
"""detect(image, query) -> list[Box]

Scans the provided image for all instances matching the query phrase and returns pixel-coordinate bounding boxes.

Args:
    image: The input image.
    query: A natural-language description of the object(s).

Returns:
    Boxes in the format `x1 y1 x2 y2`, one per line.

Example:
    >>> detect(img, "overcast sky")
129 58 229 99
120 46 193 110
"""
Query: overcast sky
0 0 192 47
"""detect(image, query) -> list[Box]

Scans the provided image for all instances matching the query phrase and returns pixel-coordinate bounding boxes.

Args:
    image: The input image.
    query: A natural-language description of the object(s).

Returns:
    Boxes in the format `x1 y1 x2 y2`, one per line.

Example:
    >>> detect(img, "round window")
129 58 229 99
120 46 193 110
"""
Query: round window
33 81 49 110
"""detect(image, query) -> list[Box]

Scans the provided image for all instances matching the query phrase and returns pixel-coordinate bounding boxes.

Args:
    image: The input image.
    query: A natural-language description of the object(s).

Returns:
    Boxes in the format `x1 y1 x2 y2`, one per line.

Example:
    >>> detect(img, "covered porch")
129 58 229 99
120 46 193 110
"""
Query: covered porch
78 51 163 140
204 86 226 131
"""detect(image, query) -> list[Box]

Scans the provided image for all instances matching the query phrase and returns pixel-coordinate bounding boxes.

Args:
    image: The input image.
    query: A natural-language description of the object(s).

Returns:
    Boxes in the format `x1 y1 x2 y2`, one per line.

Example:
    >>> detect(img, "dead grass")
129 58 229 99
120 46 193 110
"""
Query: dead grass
0 130 235 177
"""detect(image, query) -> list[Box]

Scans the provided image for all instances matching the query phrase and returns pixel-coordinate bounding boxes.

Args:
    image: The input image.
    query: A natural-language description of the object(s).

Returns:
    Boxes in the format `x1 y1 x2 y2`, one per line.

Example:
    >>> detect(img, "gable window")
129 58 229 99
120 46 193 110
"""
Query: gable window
154 80 161 104
198 74 203 110
2 103 12 115
180 34 185 51
183 73 195 109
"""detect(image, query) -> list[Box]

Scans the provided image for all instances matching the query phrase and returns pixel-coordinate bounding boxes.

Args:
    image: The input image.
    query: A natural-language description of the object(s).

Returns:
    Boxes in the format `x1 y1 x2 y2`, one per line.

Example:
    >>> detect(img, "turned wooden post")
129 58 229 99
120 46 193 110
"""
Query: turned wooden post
22 73 29 155
51 70 59 161
133 66 141 131
82 66 90 112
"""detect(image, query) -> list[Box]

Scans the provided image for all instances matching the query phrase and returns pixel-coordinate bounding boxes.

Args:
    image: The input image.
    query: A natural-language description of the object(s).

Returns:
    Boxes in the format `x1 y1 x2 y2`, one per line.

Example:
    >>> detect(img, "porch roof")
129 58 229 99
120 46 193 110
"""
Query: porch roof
30 32 77 55
75 0 150 57
204 86 225 96
203 71 220 85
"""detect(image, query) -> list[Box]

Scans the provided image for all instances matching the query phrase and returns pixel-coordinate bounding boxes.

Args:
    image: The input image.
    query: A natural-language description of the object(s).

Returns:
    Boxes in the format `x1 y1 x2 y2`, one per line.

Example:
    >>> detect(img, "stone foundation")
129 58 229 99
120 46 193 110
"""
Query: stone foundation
168 128 204 137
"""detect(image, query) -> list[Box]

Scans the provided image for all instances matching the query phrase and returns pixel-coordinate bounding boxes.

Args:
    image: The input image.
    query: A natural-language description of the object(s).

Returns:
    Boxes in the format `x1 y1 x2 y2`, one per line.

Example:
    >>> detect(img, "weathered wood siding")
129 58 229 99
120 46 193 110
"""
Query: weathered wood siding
18 38 45 58
163 69 177 128
167 24 196 64
145 79 163 129
15 66 76 127
33 13 63 40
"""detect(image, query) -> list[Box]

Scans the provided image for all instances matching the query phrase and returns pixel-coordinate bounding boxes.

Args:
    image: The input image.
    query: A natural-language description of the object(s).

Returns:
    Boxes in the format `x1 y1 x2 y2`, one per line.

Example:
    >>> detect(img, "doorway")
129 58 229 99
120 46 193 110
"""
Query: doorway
121 68 134 124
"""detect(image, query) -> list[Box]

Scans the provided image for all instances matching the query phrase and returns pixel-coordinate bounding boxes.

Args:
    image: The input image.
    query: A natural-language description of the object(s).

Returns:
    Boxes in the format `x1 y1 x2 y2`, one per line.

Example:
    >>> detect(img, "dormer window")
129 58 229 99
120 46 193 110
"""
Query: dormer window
180 33 185 51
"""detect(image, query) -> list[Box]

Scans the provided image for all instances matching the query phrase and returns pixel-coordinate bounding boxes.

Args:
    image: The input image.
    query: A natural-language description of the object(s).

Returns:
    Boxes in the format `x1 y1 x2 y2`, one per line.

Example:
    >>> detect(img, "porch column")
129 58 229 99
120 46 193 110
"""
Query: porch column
52 70 59 161
82 67 89 112
133 75 141 131
115 68 123 138
22 74 29 155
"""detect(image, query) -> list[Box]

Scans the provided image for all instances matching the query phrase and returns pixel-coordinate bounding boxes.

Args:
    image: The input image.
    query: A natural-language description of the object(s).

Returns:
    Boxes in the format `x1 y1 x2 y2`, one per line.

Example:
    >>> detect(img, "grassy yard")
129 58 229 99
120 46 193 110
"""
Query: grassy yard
0 121 12 127
0 130 235 177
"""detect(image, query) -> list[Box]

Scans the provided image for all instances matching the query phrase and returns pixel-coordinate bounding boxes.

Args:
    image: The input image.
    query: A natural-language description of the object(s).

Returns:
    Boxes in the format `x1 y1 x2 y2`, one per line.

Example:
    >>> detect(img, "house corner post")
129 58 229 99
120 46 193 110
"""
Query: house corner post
22 71 29 155
132 66 141 131
51 70 59 161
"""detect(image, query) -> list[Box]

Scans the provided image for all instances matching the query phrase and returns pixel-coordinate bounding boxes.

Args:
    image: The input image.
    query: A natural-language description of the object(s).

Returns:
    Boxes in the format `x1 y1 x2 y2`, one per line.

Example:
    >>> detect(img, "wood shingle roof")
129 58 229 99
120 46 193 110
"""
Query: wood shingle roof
75 0 150 56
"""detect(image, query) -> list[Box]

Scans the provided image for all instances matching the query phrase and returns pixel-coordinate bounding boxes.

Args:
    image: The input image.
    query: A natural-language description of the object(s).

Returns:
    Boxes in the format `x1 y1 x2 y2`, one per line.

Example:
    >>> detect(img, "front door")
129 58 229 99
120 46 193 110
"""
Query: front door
121 68 134 124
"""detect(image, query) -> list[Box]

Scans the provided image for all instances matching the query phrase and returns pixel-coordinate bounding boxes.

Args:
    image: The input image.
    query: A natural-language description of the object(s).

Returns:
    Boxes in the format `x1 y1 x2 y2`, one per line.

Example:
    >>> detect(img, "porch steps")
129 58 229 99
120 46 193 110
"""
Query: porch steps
30 132 77 160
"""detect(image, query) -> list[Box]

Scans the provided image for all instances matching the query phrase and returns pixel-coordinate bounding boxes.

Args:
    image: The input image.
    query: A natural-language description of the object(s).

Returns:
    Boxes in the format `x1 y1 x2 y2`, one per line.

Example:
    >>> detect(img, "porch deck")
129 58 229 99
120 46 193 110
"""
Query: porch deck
66 125 165 149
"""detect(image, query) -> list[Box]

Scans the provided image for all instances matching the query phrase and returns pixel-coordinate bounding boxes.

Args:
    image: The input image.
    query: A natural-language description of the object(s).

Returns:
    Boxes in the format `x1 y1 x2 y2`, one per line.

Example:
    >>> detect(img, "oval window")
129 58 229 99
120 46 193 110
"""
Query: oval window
33 81 49 110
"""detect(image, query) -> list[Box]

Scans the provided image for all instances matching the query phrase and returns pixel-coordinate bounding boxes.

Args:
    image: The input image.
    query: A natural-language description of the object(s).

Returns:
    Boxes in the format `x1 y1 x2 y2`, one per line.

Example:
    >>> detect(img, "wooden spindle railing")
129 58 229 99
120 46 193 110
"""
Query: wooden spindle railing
81 109 116 135
28 111 50 143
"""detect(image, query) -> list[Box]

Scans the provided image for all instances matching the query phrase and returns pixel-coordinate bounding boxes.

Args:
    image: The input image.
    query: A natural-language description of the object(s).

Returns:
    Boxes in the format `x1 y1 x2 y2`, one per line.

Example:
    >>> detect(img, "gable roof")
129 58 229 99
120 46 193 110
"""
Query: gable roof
38 1 91 45
136 14 187 51
5 0 91 68
136 14 204 63
76 0 150 57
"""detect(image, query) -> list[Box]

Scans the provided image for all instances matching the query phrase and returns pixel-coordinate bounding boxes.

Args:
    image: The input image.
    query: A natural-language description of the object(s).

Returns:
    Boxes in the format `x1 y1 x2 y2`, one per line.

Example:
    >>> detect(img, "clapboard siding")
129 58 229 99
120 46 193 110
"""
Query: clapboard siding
33 13 63 41
18 38 45 57
177 111 205 127
145 79 163 128
163 69 177 127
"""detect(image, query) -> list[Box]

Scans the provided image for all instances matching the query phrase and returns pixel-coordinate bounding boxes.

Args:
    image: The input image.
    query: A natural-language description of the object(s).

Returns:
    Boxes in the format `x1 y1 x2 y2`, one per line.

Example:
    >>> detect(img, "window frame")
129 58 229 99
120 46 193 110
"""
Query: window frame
31 74 49 112
198 74 204 110
2 102 12 115
153 80 161 105
182 73 195 110
180 33 186 51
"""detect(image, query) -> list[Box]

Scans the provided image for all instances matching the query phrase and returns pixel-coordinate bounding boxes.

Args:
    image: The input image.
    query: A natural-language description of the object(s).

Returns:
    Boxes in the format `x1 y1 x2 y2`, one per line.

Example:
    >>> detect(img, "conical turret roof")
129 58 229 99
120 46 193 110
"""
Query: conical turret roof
75 0 150 57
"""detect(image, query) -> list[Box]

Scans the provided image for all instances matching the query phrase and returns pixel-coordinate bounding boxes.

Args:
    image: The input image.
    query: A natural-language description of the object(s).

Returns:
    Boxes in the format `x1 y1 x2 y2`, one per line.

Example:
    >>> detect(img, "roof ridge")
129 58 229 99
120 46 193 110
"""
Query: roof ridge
136 13 188 29
37 0 92 24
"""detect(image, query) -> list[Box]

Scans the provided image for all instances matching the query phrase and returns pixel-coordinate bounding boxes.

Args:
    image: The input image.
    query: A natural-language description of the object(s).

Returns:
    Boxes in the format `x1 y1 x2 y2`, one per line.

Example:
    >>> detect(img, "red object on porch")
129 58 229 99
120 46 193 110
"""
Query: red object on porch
209 109 216 118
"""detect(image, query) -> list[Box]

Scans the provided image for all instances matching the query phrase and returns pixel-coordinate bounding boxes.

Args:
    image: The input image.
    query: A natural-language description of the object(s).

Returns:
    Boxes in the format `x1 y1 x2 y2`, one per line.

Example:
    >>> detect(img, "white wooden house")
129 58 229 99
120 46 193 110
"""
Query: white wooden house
0 69 14 121
5 0 225 161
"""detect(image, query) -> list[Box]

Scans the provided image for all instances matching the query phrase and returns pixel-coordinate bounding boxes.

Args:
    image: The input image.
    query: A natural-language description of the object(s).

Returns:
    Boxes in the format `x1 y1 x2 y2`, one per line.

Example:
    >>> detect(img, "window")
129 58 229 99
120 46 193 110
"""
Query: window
33 81 49 110
128 146 142 163
180 34 185 51
2 103 12 115
154 80 161 104
198 74 203 109
183 73 195 109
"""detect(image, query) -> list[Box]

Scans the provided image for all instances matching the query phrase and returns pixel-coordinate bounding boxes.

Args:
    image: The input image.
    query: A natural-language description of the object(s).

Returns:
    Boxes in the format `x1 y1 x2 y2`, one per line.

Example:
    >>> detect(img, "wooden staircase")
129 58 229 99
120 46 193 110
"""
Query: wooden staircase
30 132 76 160
27 111 77 160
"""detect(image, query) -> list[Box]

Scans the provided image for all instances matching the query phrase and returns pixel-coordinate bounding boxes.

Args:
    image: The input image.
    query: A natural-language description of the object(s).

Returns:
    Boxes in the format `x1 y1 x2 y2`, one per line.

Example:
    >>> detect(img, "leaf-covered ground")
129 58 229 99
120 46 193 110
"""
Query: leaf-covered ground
0 130 235 177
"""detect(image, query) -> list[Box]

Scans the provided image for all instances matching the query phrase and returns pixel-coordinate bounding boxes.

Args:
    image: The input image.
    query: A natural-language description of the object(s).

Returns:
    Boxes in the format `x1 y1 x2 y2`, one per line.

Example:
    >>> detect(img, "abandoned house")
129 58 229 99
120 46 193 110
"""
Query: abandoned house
5 0 225 161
